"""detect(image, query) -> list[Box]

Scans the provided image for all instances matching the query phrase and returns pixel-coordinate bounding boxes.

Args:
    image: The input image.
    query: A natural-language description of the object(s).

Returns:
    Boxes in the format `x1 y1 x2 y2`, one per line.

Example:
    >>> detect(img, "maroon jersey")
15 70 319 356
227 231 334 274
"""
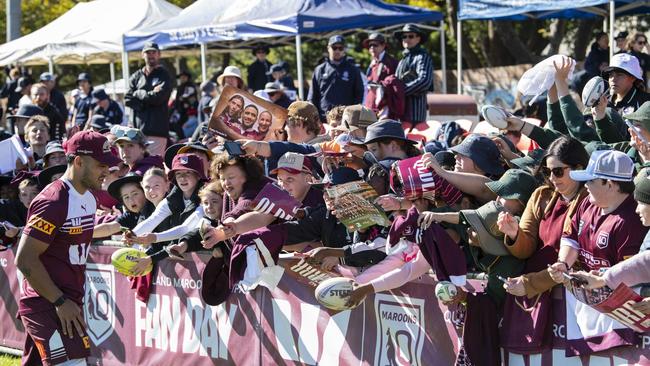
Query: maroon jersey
19 179 97 315
562 195 647 271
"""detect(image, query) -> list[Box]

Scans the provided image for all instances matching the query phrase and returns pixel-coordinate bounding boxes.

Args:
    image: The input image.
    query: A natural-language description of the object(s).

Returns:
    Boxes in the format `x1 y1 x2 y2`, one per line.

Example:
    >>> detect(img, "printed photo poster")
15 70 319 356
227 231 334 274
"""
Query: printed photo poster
209 85 287 141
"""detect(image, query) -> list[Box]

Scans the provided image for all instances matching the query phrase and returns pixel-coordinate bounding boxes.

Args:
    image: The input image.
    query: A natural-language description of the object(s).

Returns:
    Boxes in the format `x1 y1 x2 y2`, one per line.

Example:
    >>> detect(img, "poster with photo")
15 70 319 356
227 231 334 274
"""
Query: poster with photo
209 85 287 141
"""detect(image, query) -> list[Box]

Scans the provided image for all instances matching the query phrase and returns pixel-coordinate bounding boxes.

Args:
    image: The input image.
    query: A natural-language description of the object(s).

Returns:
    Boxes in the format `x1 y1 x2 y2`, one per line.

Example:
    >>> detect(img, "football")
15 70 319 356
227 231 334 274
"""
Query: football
480 105 509 129
435 281 458 302
581 76 608 108
315 277 357 311
111 247 152 277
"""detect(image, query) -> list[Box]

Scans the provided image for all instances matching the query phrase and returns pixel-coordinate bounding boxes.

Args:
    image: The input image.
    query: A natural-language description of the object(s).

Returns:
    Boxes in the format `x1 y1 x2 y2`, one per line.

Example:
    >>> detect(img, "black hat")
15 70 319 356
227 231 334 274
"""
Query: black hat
142 41 160 52
107 173 143 202
89 115 111 131
15 76 33 93
328 35 345 47
7 104 43 119
251 45 270 56
38 164 66 189
362 33 387 49
363 119 417 145
91 89 109 103
266 63 284 75
615 31 629 40
177 70 192 79
77 72 91 83
394 23 427 42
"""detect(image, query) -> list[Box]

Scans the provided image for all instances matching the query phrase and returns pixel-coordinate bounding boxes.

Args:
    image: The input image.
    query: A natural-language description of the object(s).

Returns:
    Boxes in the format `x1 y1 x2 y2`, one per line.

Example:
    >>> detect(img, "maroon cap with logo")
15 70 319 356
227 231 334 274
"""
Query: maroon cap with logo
168 153 207 181
63 130 121 166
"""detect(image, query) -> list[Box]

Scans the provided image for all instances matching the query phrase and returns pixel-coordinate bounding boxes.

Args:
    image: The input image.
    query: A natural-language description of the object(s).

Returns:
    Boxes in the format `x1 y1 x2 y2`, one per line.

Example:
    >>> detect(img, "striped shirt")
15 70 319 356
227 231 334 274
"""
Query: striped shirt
396 45 434 123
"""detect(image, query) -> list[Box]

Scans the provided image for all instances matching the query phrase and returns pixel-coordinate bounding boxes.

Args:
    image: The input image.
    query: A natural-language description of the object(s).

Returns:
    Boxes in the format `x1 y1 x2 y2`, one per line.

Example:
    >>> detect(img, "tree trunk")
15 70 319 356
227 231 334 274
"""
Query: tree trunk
573 19 598 60
447 0 482 69
494 21 536 64
548 19 567 56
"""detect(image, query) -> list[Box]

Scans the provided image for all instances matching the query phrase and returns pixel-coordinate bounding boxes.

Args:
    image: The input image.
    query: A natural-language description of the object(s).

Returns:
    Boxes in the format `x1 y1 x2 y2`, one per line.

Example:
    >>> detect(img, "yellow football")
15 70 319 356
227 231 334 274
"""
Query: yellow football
110 247 152 277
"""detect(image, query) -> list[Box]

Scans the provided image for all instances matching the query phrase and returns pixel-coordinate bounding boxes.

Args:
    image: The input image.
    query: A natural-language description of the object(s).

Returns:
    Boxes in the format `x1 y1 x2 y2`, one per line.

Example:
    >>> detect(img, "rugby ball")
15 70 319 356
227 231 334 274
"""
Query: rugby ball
111 247 152 277
582 76 608 108
315 277 357 311
480 105 509 129
435 281 458 302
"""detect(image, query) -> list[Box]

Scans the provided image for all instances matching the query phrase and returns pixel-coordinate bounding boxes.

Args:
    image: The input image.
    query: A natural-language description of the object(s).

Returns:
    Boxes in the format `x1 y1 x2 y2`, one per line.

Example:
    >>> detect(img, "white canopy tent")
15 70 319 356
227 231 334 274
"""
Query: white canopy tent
0 0 180 98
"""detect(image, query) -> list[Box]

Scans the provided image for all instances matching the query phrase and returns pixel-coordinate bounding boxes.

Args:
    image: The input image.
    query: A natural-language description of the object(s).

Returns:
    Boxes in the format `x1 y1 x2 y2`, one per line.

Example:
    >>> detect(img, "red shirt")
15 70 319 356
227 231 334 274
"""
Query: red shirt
563 195 647 271
19 179 97 315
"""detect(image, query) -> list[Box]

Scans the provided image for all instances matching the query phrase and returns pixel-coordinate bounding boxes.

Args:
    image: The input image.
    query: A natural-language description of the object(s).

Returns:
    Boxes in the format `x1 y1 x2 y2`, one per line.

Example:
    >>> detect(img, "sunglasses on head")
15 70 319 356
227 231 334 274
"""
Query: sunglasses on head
540 166 570 178
402 34 418 40
331 45 344 51
113 128 141 140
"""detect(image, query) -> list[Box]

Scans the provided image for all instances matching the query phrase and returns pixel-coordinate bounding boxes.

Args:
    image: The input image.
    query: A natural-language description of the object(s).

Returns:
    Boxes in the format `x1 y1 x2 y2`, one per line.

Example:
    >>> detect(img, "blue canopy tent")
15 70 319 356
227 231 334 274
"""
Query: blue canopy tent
455 0 616 94
123 0 445 97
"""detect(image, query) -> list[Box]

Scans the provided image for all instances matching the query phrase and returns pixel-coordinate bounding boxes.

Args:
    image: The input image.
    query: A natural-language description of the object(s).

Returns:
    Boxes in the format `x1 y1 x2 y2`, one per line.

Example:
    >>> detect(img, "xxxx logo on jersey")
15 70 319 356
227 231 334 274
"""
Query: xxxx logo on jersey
28 216 56 235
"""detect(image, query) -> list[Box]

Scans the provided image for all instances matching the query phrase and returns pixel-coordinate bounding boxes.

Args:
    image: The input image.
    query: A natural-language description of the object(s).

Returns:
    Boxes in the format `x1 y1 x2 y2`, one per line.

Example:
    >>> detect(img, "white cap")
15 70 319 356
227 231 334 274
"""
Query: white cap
605 53 644 81
570 150 634 182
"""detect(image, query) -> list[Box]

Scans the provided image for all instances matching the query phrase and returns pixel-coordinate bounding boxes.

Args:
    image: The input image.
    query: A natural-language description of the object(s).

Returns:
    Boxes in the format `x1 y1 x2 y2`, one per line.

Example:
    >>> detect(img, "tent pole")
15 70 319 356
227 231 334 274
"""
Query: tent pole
295 34 304 100
440 20 447 94
609 0 615 61
48 57 54 74
109 61 117 100
200 42 207 83
457 20 462 95
121 46 130 123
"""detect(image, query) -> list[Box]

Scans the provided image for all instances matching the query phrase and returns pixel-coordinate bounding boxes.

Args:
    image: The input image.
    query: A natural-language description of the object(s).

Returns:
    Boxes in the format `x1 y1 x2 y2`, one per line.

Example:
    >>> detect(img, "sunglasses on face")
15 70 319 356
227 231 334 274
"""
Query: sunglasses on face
368 43 381 48
541 166 570 178
331 46 345 51
638 41 647 45
402 34 418 40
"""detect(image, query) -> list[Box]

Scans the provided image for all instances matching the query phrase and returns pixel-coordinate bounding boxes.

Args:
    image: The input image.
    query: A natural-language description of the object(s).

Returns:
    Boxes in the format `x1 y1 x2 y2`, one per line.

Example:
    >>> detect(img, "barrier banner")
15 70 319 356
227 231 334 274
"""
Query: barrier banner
2 245 650 365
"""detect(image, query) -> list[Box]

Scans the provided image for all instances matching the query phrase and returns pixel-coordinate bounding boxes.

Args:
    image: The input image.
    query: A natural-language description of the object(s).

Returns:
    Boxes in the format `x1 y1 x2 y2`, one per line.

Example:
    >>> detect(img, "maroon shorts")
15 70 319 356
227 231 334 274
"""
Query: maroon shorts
20 309 90 366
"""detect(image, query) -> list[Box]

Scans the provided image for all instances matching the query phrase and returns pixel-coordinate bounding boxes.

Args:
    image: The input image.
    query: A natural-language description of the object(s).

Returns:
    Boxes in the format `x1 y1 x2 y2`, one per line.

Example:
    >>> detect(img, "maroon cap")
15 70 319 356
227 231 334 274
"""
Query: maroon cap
64 130 121 167
168 153 207 181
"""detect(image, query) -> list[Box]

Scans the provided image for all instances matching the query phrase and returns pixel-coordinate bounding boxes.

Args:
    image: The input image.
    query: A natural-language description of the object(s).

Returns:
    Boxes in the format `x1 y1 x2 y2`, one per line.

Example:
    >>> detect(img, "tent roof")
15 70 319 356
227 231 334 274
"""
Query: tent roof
0 0 181 66
123 0 442 52
458 0 610 21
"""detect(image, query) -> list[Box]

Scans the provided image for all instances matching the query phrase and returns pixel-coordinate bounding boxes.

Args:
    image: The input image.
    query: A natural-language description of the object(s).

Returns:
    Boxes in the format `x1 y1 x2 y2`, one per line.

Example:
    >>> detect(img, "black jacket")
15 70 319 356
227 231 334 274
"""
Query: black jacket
607 87 650 116
125 66 173 137
308 57 364 121
93 100 124 126
42 103 65 141
282 204 351 248
247 59 272 92
50 88 68 119
584 43 609 77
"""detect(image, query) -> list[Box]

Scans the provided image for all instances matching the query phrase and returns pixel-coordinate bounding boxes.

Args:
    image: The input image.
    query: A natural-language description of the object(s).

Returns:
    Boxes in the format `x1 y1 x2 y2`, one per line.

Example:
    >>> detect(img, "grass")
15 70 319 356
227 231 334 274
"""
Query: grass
0 353 20 366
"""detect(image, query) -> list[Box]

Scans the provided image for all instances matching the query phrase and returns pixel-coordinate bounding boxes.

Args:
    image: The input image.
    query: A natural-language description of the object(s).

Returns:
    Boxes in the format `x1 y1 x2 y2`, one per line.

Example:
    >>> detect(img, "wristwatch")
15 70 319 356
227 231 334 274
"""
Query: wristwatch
53 295 66 307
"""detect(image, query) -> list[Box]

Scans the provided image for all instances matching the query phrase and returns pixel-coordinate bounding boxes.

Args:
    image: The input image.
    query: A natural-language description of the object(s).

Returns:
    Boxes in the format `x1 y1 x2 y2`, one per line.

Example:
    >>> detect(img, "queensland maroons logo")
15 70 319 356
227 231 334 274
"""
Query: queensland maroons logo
374 294 425 366
84 264 115 345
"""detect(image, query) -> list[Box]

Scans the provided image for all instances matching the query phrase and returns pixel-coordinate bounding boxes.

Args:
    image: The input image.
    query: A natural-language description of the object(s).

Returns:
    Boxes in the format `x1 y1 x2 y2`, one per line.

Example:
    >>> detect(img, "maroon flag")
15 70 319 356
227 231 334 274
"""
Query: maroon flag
390 156 437 200
590 283 650 333
251 182 302 221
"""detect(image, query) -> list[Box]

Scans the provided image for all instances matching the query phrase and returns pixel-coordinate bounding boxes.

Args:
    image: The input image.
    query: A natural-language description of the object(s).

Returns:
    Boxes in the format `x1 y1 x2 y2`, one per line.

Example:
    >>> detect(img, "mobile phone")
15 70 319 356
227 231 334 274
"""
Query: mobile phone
224 141 244 156
562 272 588 286
625 120 648 144
120 227 131 233
495 275 508 283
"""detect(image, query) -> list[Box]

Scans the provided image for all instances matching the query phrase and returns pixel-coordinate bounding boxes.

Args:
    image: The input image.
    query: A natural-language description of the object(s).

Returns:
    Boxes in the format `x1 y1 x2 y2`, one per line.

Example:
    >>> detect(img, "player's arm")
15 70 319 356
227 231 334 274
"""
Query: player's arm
92 222 121 238
15 235 86 338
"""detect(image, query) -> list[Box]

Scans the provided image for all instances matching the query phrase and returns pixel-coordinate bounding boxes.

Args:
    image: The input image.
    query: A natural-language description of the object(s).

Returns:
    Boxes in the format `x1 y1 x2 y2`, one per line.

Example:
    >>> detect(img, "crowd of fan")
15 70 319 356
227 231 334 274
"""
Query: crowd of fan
3 23 650 364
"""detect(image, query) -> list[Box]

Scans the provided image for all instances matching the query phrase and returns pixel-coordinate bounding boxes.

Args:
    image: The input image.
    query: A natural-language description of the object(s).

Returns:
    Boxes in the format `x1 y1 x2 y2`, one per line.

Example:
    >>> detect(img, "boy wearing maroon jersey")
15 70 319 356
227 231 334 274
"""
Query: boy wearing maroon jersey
15 131 120 366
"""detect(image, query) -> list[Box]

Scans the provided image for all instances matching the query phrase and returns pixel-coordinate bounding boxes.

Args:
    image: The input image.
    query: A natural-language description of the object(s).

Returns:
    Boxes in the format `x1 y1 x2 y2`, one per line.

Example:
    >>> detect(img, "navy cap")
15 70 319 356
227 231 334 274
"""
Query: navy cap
7 104 43 119
328 35 345 46
39 72 55 81
89 115 110 131
450 134 504 176
142 41 160 52
330 167 362 185
91 89 109 103
77 72 91 83
15 76 33 93
364 119 417 145
266 63 284 75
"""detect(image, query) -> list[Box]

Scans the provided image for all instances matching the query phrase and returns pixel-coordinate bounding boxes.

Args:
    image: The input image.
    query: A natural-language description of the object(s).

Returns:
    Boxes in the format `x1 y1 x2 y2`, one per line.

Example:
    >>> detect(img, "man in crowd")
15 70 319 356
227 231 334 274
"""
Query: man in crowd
31 83 65 141
39 72 67 119
308 35 364 122
15 130 120 365
395 24 434 128
1 67 23 115
247 45 272 92
171 70 198 139
363 32 400 119
72 73 94 128
125 41 173 157
17 76 34 108
91 89 123 126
